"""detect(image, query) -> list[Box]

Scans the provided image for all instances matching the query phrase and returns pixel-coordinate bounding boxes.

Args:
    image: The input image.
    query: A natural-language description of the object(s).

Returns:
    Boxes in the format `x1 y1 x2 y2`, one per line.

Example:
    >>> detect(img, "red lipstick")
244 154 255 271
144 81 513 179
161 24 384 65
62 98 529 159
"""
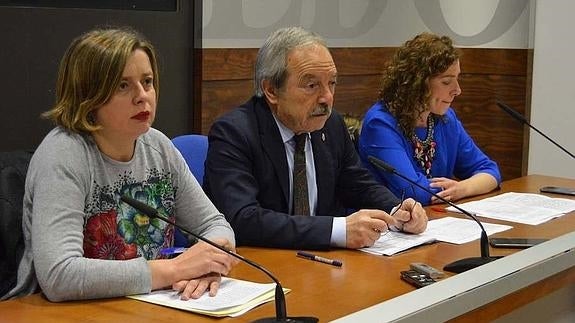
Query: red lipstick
132 111 150 121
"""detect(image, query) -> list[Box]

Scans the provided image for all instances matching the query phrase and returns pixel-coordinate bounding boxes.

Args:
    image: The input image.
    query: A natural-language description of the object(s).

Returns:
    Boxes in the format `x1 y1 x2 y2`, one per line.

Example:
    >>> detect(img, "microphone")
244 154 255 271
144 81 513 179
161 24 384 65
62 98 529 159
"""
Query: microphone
120 195 317 323
367 156 502 273
496 100 575 159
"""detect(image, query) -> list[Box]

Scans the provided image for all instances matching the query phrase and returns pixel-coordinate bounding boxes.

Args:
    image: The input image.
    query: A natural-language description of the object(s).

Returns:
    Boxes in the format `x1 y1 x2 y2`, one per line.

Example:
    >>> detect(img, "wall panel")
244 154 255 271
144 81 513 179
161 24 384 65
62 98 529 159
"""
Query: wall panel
200 47 528 181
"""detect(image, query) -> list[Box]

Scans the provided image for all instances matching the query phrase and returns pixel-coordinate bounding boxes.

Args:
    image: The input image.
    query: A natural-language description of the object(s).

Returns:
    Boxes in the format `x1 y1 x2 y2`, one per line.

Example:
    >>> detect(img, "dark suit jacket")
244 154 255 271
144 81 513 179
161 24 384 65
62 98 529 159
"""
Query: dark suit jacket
0 150 33 298
204 96 400 250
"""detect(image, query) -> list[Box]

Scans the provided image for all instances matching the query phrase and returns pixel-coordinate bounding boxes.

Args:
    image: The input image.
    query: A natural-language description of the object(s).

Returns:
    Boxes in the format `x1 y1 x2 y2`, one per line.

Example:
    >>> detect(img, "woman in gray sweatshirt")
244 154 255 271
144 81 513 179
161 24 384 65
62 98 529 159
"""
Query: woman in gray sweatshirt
3 27 237 302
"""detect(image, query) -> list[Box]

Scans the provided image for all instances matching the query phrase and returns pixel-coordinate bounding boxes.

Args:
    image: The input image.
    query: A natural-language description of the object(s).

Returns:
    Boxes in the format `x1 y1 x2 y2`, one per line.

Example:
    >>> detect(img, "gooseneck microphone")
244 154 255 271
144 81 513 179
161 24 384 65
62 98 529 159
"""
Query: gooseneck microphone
367 156 502 273
496 100 575 159
120 195 317 323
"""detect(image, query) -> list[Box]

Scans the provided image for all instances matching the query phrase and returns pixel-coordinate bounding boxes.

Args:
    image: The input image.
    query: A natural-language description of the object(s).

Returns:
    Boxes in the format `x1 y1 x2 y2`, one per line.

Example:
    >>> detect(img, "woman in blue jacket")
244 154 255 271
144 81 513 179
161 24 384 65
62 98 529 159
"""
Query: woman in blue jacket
359 33 501 205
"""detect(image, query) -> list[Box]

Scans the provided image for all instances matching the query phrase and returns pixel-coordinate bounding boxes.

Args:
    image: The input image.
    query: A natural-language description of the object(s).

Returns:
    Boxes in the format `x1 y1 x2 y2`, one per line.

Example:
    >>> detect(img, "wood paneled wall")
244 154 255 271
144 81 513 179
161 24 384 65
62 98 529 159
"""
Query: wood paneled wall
199 47 529 181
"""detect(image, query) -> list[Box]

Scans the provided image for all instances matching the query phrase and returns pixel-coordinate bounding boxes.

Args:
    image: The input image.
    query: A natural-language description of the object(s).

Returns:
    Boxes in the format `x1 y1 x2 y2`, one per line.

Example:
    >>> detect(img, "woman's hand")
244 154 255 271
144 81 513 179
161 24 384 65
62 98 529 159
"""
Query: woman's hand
172 272 222 300
429 177 461 203
149 238 238 290
430 174 498 204
171 239 237 279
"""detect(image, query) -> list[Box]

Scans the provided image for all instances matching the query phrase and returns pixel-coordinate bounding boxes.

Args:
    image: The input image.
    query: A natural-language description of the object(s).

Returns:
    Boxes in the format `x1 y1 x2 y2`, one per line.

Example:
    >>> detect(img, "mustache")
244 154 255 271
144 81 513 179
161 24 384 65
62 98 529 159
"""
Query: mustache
310 104 332 116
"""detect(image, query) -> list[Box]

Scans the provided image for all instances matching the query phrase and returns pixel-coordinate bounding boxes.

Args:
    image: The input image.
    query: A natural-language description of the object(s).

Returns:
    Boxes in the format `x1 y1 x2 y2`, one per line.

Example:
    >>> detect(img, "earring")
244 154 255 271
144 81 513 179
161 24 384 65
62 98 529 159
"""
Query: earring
87 112 96 124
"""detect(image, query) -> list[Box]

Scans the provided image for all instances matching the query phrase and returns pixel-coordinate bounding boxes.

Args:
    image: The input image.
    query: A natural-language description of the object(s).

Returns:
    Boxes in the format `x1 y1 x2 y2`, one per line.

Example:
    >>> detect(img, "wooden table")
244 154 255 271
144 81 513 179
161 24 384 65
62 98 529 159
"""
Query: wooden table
1 175 574 322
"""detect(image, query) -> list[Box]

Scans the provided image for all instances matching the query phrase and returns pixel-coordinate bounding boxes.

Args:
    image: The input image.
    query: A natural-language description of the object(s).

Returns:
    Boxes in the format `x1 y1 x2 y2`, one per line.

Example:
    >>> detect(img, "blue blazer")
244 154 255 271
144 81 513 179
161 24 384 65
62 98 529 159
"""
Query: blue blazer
204 96 399 250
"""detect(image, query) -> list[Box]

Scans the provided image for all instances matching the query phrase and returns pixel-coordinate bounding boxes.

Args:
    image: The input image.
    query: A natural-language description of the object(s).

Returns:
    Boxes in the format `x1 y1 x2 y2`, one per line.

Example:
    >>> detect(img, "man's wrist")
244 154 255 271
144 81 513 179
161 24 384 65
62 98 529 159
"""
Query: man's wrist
330 217 347 247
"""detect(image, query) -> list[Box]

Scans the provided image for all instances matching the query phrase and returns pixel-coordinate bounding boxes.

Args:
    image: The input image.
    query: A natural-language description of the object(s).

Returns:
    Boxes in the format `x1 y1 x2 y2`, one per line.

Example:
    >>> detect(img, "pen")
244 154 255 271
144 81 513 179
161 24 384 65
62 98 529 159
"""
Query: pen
160 247 187 255
297 251 343 267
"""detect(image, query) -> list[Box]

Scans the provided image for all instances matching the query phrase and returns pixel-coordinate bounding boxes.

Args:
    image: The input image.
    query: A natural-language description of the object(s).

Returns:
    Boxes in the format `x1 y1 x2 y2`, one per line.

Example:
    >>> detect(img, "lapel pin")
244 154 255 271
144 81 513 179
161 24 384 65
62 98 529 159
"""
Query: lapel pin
321 133 326 142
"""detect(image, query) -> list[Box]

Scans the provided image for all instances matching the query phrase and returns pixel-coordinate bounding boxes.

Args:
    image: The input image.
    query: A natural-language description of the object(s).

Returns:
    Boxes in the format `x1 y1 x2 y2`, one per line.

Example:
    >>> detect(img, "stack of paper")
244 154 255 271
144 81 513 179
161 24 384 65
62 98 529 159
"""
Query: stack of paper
425 217 512 244
128 277 289 317
361 231 436 256
446 192 575 225
361 217 512 256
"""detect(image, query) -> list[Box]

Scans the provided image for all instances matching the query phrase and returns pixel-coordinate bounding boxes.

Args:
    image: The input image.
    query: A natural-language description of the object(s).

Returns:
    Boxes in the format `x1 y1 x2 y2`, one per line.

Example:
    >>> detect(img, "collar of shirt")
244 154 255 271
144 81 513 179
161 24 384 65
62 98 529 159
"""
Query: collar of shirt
271 113 310 145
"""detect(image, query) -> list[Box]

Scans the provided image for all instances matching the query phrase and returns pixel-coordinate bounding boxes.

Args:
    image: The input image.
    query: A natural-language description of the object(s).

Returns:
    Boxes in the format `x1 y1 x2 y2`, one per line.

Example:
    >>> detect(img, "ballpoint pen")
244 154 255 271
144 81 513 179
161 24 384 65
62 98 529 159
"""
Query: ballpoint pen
296 251 343 267
160 247 187 256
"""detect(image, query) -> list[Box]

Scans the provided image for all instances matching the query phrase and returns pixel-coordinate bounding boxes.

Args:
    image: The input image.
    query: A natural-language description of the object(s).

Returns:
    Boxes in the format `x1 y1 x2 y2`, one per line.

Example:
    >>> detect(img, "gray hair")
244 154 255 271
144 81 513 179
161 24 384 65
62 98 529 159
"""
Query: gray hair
254 26 327 97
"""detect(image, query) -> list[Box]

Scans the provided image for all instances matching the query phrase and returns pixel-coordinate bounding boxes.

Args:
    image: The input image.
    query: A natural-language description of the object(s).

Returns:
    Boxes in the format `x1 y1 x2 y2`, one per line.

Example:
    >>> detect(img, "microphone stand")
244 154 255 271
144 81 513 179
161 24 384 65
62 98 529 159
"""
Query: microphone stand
496 100 575 159
120 195 318 323
367 156 502 273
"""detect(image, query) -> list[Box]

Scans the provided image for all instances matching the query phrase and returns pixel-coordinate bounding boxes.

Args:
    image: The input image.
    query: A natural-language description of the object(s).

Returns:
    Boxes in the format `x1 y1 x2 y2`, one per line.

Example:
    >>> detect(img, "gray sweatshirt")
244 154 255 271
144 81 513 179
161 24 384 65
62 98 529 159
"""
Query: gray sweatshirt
3 127 235 301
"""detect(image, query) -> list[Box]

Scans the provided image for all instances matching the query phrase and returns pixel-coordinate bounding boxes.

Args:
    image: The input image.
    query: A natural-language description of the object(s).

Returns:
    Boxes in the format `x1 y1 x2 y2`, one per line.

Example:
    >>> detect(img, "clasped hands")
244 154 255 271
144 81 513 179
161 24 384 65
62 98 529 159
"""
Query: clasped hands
170 239 239 300
345 198 428 249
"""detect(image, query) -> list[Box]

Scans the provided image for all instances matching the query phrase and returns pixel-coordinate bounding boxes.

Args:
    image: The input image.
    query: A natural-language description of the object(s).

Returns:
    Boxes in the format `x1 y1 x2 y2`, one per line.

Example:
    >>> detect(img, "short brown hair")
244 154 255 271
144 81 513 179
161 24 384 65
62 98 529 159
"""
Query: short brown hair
43 27 159 133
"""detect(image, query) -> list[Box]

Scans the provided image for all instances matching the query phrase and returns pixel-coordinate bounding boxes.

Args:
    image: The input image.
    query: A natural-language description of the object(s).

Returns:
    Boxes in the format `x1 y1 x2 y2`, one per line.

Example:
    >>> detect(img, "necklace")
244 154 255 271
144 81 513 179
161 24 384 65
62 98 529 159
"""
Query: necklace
411 115 436 178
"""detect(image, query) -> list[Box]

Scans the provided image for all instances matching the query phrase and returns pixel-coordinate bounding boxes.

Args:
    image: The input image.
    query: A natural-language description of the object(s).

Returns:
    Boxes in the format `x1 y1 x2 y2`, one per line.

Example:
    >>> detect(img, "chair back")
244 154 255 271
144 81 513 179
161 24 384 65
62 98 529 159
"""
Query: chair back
171 135 209 247
172 134 208 185
0 150 33 298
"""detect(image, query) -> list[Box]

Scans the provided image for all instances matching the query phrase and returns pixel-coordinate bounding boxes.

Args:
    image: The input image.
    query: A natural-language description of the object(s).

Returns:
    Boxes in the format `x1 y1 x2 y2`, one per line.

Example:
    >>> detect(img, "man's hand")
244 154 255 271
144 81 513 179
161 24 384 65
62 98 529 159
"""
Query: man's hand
391 198 427 233
345 209 399 248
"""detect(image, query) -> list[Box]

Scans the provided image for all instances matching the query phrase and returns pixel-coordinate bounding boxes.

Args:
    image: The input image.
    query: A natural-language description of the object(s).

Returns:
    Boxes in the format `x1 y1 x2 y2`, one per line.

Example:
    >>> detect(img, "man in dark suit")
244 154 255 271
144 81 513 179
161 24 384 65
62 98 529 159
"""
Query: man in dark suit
204 27 427 250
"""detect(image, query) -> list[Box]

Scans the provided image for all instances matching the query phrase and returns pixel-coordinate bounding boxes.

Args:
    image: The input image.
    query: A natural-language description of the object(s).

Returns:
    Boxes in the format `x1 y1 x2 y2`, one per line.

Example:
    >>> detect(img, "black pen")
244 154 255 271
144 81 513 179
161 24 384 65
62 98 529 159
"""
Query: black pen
296 251 343 267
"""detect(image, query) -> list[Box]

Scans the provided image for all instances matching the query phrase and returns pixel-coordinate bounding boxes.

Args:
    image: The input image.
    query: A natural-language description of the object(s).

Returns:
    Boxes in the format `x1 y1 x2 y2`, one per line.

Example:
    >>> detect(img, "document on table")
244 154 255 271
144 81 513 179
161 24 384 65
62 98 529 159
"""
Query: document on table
446 192 575 225
128 277 289 317
360 230 436 256
360 217 512 256
424 217 512 244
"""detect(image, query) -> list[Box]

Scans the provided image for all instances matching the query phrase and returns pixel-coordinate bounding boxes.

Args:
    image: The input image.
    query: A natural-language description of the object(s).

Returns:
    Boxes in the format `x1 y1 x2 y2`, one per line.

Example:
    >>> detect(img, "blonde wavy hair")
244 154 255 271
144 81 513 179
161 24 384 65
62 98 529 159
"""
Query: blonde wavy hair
42 27 159 133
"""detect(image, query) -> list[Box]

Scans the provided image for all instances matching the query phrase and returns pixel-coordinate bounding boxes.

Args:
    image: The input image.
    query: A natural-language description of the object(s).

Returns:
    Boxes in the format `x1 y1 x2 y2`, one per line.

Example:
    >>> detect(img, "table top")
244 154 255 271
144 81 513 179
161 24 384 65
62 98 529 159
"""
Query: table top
1 174 574 322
